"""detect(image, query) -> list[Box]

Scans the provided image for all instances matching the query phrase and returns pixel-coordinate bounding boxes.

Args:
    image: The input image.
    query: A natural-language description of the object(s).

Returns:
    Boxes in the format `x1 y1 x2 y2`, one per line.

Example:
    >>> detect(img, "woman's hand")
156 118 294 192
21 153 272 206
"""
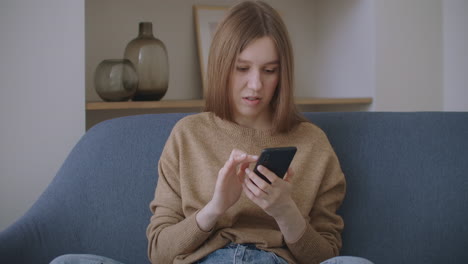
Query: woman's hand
211 149 258 213
242 165 295 218
196 149 258 231
242 165 307 243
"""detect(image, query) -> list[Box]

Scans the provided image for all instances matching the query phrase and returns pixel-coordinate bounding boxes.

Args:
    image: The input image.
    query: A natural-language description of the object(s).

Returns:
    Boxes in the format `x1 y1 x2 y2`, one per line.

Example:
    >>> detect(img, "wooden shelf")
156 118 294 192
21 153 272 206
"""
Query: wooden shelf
87 100 204 110
294 97 373 105
86 97 373 111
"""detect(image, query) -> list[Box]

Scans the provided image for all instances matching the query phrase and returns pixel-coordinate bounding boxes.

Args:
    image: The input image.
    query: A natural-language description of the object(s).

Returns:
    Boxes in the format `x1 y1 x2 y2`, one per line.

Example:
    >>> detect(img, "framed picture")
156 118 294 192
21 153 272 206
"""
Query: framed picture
193 5 229 97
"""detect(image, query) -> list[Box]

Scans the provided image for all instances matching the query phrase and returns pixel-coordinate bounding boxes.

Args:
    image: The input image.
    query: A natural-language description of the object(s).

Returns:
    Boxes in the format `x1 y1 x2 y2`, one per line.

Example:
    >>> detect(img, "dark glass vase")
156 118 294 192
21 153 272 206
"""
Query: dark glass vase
94 59 138 102
124 22 169 101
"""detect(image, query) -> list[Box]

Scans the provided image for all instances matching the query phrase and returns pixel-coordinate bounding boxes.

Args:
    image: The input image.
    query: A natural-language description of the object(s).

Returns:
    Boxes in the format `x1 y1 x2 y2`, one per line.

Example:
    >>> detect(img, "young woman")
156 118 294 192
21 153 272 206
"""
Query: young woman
146 1 372 264
51 1 373 264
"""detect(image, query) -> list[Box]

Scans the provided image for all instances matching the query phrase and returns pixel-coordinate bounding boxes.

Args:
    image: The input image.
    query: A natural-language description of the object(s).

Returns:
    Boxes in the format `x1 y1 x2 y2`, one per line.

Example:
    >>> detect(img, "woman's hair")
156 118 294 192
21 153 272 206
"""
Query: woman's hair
203 0 307 133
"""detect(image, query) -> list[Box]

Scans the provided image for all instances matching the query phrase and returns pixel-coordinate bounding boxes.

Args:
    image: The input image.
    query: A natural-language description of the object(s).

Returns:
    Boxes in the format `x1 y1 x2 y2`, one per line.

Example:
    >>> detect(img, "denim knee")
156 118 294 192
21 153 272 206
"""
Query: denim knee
49 254 124 264
320 256 374 264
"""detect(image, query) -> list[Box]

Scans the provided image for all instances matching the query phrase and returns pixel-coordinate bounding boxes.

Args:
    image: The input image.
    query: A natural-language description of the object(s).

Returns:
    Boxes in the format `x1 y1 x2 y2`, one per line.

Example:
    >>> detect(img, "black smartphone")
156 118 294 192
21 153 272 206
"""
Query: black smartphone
253 146 297 184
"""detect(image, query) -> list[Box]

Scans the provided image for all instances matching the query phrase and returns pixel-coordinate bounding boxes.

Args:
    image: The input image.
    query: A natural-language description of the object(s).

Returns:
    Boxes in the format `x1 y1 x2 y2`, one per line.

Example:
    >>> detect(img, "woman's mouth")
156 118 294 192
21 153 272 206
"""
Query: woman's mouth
242 96 261 106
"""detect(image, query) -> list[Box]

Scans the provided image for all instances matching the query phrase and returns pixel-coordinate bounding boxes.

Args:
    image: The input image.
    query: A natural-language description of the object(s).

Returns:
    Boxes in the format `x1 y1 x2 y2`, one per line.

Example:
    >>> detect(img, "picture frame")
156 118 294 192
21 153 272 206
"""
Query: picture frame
193 5 229 97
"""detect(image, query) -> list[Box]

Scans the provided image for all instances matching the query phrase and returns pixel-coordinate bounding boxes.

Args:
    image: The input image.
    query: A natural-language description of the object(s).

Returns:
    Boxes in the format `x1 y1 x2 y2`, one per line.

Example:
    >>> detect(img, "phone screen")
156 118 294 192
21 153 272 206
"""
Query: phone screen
253 146 297 184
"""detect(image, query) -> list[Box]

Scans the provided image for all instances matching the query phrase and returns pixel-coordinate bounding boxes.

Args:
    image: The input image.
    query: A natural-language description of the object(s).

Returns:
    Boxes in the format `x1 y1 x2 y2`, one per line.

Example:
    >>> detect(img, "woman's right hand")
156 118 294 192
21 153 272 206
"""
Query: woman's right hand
196 149 258 231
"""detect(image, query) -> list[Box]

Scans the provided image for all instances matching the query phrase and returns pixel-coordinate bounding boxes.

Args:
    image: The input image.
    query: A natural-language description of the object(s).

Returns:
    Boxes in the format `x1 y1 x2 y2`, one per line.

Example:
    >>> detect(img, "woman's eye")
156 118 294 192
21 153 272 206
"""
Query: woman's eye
264 68 277 73
236 67 249 72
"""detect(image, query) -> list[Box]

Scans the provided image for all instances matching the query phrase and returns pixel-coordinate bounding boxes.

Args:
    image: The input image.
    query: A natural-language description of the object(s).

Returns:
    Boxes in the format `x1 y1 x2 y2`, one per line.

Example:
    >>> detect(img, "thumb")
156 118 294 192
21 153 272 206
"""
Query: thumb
283 167 295 182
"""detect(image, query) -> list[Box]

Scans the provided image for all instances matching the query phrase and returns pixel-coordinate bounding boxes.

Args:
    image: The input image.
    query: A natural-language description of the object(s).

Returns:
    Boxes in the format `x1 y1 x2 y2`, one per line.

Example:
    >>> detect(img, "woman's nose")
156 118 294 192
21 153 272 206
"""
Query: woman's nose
247 70 262 91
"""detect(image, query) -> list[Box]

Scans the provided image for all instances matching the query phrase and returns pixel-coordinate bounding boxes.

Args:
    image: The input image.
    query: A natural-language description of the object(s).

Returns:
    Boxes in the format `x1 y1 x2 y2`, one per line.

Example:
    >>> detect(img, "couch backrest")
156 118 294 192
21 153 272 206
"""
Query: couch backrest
307 112 468 264
3 112 467 264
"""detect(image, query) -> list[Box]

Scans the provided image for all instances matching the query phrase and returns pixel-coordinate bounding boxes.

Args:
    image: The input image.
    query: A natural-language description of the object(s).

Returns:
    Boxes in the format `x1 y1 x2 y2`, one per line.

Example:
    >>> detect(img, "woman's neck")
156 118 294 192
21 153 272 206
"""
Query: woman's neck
232 112 273 131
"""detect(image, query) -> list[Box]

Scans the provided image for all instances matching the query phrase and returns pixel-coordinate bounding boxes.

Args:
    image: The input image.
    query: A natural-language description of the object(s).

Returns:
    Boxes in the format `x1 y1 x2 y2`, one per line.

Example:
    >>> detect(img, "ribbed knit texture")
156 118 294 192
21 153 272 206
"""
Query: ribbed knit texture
147 112 346 264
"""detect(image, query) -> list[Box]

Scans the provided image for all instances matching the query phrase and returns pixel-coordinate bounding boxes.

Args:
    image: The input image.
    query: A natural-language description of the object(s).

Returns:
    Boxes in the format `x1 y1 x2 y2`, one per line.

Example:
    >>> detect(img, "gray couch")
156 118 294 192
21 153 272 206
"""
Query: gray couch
1 112 467 264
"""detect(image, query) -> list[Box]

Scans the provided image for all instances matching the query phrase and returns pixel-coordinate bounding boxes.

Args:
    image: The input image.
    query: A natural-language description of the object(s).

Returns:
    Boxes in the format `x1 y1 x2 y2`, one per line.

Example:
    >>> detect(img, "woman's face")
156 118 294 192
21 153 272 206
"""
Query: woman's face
229 36 280 129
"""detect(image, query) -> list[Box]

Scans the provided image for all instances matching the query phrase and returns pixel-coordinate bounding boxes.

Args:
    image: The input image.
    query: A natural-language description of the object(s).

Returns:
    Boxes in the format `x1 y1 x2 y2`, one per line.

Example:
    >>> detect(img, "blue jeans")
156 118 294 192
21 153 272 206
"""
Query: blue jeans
195 243 287 264
197 243 374 264
50 244 374 264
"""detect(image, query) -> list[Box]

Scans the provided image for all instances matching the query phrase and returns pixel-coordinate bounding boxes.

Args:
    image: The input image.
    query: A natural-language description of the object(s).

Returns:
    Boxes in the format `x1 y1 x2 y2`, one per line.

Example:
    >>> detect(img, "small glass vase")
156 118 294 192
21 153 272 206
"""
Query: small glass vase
124 22 169 101
94 59 138 102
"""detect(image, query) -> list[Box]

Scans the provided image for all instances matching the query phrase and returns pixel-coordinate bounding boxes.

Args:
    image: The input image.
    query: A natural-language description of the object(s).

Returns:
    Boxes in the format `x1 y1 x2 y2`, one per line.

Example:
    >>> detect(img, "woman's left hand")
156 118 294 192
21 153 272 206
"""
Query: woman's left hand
242 165 307 243
242 165 296 219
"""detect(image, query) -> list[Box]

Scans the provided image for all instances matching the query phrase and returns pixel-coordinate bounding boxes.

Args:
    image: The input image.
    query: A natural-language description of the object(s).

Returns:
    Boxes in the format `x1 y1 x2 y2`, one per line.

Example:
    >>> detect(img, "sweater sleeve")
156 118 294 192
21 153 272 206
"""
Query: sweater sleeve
286 143 346 264
146 127 213 263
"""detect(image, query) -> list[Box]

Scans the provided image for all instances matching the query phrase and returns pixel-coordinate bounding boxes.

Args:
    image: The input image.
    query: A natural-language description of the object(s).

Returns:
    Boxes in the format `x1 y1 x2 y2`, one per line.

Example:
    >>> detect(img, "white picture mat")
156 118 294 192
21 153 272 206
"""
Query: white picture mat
194 6 228 96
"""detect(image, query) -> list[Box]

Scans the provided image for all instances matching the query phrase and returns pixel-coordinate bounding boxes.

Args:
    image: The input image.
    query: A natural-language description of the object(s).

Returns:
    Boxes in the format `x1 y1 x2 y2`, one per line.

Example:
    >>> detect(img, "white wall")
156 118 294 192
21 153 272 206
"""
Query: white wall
0 0 85 231
312 0 375 99
443 0 468 111
374 0 443 111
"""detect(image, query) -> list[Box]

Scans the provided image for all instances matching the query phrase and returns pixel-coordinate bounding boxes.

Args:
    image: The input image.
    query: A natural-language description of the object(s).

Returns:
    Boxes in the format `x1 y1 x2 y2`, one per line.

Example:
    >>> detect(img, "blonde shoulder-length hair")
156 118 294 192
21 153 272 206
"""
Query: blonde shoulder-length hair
203 0 307 134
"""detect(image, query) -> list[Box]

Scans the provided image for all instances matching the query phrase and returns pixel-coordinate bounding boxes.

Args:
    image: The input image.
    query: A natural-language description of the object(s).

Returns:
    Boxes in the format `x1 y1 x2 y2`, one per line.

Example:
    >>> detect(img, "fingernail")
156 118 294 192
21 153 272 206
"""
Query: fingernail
252 155 259 159
245 168 251 174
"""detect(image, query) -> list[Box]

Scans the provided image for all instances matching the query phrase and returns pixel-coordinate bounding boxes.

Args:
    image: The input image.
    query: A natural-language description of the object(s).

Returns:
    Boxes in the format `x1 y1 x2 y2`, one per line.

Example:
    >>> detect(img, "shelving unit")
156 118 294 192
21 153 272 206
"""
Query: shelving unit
85 1 377 130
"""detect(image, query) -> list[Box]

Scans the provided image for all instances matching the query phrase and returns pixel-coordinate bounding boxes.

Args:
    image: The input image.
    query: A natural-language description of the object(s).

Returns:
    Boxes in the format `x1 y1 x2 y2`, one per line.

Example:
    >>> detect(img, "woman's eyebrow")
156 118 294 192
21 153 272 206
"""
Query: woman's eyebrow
236 58 280 65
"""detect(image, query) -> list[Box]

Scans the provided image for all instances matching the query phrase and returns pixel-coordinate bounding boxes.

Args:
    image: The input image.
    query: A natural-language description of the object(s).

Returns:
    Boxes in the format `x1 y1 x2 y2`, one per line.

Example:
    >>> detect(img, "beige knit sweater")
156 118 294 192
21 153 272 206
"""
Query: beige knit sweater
147 112 346 264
